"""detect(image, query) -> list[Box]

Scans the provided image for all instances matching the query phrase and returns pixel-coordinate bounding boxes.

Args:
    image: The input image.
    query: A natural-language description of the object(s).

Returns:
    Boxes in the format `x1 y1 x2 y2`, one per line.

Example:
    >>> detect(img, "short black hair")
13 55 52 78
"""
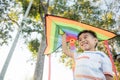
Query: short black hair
77 30 97 39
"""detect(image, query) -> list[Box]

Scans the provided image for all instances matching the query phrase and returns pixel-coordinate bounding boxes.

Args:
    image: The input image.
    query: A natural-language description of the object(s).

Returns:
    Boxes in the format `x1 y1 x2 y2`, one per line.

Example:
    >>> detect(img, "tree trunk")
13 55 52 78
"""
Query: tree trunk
34 0 49 79
34 34 46 80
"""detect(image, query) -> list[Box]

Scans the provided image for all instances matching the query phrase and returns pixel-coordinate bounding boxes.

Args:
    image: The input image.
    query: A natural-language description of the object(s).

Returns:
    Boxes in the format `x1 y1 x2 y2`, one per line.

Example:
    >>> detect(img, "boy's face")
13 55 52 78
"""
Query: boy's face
78 32 98 51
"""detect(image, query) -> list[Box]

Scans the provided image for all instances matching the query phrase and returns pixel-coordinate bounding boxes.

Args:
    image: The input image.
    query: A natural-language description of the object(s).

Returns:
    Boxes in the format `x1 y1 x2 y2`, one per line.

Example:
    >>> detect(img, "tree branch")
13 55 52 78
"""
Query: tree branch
22 29 43 33
39 1 44 24
7 14 20 28
40 0 46 13
45 0 49 14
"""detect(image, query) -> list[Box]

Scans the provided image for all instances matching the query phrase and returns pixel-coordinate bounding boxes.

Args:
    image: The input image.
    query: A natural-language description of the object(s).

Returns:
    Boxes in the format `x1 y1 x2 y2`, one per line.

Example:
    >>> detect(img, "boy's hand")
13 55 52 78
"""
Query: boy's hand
62 34 66 40
62 33 73 58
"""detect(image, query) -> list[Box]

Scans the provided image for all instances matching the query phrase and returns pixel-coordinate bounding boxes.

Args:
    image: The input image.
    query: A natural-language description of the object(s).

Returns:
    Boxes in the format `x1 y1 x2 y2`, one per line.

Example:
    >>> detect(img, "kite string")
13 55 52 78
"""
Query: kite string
104 40 118 80
48 55 51 80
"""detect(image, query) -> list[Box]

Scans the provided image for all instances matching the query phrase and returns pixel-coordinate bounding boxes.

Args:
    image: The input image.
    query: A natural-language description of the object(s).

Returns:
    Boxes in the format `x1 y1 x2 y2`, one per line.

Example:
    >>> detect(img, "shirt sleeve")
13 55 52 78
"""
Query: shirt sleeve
70 48 77 58
101 53 113 76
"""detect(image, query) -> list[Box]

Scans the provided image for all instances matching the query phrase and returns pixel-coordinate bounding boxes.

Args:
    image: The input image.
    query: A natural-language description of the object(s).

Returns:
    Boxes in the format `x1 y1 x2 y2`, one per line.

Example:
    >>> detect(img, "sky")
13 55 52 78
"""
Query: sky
0 32 35 80
0 30 73 80
43 53 73 80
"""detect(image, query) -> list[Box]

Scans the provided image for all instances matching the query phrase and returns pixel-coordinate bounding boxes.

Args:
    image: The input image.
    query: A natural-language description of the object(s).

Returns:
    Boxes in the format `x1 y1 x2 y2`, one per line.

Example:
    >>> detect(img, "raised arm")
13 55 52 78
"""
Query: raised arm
62 34 74 58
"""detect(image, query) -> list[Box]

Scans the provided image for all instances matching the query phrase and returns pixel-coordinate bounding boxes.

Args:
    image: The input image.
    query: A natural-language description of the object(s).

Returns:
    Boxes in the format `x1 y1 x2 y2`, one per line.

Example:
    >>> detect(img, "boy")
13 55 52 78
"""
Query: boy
62 30 113 80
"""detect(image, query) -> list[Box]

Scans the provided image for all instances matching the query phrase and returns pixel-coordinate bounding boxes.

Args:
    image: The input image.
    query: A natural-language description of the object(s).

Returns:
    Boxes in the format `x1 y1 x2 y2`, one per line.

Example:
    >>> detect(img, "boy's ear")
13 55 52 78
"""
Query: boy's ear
94 38 98 43
95 38 98 43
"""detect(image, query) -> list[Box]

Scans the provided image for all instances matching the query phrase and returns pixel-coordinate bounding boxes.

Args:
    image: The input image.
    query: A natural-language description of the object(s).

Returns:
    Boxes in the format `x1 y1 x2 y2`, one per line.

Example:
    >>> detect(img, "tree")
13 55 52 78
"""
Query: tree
1 0 120 80
16 0 76 80
17 0 120 80
0 0 19 45
0 0 29 79
28 39 40 58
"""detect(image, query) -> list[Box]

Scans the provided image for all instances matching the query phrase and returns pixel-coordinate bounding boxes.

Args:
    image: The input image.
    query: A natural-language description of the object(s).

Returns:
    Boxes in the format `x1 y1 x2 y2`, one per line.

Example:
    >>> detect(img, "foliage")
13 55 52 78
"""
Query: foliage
16 0 47 21
115 61 120 72
0 0 23 45
57 2 120 77
59 53 73 69
1 0 120 79
114 37 120 47
0 22 13 45
16 0 120 64
28 38 40 58
114 60 120 79
21 18 43 43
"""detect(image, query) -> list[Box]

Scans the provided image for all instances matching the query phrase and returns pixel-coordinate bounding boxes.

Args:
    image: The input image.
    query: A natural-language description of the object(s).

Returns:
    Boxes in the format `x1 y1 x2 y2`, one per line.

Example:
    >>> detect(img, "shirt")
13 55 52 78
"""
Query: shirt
73 51 113 80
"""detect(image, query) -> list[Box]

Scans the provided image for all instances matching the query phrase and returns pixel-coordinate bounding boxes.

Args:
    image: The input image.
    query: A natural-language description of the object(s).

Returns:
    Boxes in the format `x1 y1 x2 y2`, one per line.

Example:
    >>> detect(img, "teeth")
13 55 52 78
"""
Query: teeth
81 42 88 46
82 43 88 46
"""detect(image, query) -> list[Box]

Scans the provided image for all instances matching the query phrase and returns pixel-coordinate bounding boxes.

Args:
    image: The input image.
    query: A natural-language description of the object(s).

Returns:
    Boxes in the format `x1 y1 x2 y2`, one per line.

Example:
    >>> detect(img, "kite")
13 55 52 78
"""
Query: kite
45 14 118 80
44 14 116 55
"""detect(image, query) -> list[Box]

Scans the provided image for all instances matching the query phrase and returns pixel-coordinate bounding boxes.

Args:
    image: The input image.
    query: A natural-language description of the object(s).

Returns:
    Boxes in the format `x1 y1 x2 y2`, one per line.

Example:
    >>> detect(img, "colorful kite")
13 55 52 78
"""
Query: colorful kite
45 15 119 80
44 14 116 55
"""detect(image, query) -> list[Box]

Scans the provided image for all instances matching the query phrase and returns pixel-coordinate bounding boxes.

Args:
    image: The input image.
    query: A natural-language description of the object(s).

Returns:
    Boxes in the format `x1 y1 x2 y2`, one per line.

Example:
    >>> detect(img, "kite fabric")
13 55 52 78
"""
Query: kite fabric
44 14 117 54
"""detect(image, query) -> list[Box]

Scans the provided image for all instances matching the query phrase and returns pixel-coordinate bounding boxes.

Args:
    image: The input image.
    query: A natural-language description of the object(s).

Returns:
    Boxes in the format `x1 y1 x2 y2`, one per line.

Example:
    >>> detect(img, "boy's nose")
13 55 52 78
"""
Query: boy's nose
81 38 86 42
80 39 86 44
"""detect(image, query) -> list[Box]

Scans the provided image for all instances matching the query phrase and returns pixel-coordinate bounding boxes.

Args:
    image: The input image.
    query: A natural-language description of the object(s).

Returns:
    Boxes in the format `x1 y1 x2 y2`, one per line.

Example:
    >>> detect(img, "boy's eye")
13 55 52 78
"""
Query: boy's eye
84 35 88 39
79 39 81 41
84 36 87 39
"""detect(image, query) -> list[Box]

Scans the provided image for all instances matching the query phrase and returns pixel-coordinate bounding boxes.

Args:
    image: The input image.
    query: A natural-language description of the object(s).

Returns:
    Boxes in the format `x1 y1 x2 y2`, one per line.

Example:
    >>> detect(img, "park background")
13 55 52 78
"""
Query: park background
0 0 120 80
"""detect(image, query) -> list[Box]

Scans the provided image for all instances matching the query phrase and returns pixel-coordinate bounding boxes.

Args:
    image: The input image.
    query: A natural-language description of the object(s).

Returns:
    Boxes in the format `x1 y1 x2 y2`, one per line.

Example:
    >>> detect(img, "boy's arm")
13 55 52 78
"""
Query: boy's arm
62 34 74 58
105 74 113 80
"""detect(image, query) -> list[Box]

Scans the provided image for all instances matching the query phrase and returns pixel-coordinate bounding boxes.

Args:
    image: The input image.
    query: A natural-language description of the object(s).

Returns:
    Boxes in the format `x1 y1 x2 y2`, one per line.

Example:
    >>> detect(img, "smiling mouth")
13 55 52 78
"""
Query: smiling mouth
81 42 88 47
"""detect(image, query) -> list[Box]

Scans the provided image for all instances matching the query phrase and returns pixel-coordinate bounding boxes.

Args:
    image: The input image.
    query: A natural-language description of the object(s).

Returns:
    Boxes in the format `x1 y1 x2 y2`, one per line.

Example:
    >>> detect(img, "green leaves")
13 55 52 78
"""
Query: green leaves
28 39 40 58
0 20 13 45
0 0 22 45
1 0 120 73
59 53 73 69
